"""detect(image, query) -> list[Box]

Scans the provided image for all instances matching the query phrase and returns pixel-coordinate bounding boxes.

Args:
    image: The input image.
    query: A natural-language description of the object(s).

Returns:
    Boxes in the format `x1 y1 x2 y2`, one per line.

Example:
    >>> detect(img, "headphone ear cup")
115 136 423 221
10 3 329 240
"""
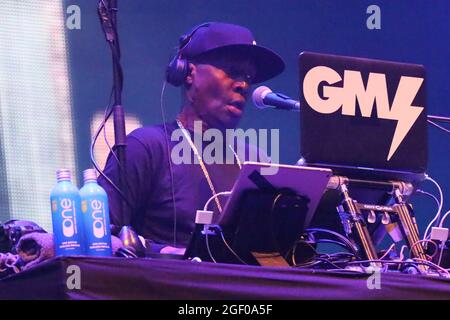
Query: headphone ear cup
166 55 189 87
166 23 212 87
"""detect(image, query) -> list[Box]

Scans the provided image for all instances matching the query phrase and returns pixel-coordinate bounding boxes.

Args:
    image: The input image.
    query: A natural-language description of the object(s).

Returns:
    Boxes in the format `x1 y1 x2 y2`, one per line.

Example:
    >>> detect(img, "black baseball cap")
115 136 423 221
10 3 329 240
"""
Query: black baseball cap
179 22 285 84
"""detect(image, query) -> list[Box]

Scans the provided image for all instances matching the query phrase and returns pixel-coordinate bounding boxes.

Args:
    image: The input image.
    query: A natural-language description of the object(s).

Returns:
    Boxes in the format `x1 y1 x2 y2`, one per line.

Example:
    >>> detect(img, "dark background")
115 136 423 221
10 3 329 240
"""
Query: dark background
65 0 450 234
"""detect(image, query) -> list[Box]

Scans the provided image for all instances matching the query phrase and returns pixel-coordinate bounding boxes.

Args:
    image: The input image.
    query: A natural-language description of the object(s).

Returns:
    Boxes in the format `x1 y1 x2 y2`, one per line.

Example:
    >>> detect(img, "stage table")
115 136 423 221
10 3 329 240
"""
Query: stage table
0 256 449 299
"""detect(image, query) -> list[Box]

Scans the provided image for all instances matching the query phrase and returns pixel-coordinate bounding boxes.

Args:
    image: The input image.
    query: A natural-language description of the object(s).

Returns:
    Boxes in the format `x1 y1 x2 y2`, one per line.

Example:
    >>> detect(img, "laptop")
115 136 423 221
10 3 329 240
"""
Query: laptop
298 51 428 183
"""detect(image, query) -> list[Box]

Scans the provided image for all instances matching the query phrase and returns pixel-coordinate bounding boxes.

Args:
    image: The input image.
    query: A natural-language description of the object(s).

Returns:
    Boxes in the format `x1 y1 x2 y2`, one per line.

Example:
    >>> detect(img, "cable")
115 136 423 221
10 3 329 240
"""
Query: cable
348 259 448 276
306 228 359 257
102 103 120 165
437 243 446 267
227 145 242 169
438 209 450 228
379 243 396 260
314 256 345 270
409 239 438 259
217 228 248 265
203 191 232 212
90 90 131 207
290 236 358 268
108 40 123 94
290 235 360 269
290 239 319 266
159 80 179 247
411 258 449 276
205 232 217 263
422 175 444 240
91 116 129 204
313 239 358 254
398 245 408 261
428 119 450 134
95 87 121 166
428 115 450 123
324 268 367 275
200 192 234 264
415 189 441 227
295 251 356 270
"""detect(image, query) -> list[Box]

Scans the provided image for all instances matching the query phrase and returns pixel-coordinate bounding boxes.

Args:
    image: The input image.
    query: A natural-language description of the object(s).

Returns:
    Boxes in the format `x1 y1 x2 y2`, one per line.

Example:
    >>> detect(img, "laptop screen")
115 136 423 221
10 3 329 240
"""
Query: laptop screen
298 52 427 181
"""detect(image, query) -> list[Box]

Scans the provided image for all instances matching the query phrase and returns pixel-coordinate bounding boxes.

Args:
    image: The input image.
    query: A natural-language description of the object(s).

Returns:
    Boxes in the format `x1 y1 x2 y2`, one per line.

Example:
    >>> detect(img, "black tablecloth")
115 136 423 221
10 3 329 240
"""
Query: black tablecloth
0 256 449 299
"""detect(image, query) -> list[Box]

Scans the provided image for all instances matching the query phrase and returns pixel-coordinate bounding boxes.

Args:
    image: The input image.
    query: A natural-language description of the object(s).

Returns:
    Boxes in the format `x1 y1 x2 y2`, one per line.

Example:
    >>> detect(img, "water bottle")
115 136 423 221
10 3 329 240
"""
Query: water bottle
50 169 85 256
80 169 112 256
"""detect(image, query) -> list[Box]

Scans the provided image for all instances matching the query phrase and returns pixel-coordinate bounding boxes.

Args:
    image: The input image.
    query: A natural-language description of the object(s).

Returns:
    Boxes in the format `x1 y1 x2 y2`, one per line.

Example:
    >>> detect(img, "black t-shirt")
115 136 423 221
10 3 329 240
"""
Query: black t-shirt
98 121 265 247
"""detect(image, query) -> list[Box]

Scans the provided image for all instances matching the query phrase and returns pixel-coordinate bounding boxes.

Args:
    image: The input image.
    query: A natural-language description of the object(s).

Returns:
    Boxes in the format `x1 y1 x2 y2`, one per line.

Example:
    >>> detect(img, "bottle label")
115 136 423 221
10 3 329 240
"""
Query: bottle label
51 195 84 255
60 198 78 237
82 199 108 239
91 199 107 239
80 184 112 256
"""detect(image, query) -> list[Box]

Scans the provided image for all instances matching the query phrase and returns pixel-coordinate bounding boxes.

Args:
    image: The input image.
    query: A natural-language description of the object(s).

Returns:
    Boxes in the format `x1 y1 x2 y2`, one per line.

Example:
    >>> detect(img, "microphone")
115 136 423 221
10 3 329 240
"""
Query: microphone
252 86 300 111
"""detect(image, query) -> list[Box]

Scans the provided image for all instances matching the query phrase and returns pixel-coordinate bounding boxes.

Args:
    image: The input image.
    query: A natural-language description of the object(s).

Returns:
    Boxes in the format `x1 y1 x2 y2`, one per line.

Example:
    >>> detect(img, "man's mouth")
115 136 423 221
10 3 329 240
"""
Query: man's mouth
231 100 245 109
226 101 245 117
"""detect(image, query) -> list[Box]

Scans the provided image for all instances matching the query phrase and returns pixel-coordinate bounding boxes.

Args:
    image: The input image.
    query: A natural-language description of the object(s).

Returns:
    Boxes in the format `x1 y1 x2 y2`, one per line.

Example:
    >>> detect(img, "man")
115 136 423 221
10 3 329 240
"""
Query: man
98 22 285 254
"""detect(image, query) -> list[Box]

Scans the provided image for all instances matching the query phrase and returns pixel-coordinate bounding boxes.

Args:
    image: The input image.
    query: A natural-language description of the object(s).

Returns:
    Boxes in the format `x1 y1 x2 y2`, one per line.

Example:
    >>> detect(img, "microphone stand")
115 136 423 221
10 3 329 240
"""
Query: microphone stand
98 0 130 226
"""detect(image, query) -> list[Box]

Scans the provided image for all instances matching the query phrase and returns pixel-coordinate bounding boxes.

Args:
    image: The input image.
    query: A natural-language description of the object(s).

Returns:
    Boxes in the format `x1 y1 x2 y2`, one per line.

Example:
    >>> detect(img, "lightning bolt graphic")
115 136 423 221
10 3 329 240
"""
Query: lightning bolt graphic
387 76 424 161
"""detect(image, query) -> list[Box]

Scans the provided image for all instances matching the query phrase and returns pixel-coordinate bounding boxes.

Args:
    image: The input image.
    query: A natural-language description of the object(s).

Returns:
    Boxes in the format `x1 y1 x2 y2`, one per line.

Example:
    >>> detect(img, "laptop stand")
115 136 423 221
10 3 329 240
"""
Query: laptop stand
328 176 428 271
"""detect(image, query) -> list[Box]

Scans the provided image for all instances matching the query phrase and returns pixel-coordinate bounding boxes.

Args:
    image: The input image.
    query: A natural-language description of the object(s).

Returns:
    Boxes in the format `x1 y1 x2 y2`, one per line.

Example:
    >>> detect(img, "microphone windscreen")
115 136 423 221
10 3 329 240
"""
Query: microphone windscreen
252 86 272 108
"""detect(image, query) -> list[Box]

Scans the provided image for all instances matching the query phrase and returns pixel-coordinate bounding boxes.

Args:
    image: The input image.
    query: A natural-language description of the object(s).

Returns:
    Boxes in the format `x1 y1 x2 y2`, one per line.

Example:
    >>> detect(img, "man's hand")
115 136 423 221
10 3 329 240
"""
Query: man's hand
160 246 186 255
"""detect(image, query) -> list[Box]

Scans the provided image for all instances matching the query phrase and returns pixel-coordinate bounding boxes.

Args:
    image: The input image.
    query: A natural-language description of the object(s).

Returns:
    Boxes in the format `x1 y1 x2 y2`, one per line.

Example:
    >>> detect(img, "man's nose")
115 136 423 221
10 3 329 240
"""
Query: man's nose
233 78 250 97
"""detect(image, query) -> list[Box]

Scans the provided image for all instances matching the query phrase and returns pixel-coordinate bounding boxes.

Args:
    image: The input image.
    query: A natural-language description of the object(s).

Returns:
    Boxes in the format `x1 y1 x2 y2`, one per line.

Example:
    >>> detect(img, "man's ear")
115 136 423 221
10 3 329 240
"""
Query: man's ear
185 62 196 86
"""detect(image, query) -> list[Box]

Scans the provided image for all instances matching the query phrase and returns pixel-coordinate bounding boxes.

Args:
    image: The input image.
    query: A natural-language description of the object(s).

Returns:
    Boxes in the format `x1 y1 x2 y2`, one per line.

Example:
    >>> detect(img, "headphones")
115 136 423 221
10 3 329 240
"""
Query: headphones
165 23 211 87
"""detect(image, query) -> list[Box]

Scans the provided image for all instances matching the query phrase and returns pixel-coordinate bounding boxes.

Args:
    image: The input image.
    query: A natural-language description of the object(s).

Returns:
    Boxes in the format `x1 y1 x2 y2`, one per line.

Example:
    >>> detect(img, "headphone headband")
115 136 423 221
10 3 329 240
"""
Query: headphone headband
166 23 211 86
